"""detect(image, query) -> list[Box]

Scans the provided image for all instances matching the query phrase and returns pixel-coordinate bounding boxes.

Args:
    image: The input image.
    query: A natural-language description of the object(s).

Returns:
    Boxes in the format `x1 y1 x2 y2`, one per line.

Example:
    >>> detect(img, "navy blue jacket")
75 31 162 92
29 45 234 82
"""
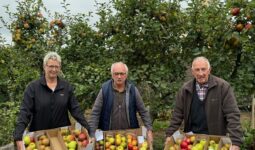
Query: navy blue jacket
98 80 139 130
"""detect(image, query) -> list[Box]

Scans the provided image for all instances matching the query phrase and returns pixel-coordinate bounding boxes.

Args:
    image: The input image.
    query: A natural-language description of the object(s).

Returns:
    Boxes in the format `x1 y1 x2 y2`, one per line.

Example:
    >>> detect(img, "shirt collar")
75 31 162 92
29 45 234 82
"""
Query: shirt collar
196 82 209 89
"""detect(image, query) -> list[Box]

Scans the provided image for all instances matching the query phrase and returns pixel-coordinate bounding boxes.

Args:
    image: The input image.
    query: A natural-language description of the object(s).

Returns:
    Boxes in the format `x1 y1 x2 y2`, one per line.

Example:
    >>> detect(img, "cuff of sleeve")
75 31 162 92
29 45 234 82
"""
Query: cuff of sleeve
89 131 95 138
13 131 23 141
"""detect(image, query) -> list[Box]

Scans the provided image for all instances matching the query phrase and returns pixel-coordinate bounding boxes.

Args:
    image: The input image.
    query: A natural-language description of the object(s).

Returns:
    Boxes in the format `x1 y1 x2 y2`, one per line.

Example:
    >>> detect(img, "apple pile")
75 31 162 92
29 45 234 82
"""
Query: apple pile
105 134 116 150
191 138 206 150
37 134 51 150
168 135 196 150
114 133 127 150
23 135 37 150
72 129 89 148
61 129 77 150
139 141 148 150
220 143 230 150
95 140 104 150
207 140 219 150
126 133 138 150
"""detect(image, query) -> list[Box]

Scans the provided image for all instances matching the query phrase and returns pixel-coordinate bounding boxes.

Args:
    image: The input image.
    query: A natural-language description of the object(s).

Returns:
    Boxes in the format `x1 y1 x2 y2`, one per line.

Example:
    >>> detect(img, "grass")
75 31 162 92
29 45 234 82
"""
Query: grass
152 120 169 149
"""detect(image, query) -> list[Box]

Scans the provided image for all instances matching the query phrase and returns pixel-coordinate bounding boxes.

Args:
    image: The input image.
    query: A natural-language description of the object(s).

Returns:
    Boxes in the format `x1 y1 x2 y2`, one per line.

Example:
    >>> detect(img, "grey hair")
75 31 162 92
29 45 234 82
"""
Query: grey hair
43 51 61 66
192 56 211 69
111 62 128 74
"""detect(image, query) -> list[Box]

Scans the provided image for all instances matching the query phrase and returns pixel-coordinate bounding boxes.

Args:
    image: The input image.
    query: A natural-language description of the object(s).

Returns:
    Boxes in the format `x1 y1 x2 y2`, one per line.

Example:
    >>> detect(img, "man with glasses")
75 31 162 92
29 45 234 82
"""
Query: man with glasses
165 56 243 150
89 62 153 144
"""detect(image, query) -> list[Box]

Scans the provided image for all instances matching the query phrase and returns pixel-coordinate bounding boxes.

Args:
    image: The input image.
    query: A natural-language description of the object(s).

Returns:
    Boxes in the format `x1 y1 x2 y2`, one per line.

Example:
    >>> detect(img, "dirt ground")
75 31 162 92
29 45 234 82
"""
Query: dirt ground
241 111 252 122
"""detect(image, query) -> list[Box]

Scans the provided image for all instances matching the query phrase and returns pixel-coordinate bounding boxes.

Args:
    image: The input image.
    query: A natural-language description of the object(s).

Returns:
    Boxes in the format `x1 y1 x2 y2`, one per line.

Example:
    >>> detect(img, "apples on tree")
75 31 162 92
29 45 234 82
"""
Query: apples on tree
236 23 244 32
231 7 240 16
245 23 252 30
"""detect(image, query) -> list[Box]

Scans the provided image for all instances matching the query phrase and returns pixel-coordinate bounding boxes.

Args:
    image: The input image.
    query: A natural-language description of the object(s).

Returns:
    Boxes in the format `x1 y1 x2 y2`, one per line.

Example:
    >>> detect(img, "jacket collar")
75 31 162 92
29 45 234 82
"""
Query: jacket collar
185 75 217 93
39 75 64 90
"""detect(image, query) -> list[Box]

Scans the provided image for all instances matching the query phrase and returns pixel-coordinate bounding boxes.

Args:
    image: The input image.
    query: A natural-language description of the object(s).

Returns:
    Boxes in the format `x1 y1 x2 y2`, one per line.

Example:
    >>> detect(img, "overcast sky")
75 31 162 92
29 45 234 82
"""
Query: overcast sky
0 0 109 44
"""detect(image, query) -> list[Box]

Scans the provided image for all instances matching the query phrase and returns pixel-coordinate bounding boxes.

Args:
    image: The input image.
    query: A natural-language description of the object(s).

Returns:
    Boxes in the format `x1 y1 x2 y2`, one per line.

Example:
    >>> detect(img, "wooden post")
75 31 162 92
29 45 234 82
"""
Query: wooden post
252 94 255 129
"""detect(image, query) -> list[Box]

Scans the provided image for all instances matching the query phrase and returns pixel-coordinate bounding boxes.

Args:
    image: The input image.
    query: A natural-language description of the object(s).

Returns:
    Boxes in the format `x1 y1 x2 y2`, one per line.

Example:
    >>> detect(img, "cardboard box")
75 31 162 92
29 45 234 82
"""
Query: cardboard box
219 137 232 150
47 128 68 150
35 130 52 150
21 125 93 150
22 132 38 150
68 126 93 150
164 131 232 150
95 126 149 150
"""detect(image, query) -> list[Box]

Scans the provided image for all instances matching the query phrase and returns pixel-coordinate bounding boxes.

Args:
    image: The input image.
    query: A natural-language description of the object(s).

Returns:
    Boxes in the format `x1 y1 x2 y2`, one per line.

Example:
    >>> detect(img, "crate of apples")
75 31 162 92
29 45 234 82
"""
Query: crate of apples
168 135 196 150
95 139 104 150
139 141 149 150
207 136 220 150
72 129 90 148
114 133 127 150
104 133 116 150
23 134 37 150
37 133 51 150
61 128 78 150
126 133 138 150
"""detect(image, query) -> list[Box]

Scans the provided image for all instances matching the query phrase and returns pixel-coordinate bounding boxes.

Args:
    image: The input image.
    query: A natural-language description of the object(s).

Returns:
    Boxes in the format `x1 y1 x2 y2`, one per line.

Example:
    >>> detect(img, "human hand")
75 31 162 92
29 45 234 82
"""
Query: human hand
230 145 240 150
147 130 153 144
164 136 171 146
16 141 24 150
90 137 96 143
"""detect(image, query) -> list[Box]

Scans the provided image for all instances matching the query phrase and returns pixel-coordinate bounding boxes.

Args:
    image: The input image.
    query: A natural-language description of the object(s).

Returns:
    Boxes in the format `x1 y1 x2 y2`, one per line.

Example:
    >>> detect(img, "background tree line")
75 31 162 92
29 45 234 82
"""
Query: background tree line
0 0 254 146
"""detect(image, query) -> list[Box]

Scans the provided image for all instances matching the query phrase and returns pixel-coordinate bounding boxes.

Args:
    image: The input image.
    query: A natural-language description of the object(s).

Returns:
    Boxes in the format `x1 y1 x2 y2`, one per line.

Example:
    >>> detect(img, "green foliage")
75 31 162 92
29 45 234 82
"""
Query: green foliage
240 120 255 150
152 120 169 150
0 0 255 147
0 101 20 146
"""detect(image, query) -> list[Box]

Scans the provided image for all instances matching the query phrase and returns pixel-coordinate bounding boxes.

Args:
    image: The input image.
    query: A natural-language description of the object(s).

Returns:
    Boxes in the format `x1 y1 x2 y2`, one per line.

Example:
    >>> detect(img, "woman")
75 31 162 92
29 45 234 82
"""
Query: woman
14 52 91 149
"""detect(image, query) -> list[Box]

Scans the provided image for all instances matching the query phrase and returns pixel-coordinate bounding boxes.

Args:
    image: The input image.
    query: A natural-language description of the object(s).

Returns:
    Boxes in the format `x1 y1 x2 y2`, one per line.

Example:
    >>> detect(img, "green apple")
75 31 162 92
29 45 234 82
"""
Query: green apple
209 140 215 145
99 140 104 145
23 135 31 145
28 142 36 149
68 141 77 149
108 137 115 144
120 142 127 148
141 141 148 148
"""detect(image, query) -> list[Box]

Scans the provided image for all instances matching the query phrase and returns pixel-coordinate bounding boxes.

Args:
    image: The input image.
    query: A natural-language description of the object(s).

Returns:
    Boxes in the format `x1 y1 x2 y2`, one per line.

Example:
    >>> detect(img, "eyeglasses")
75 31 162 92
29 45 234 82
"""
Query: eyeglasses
193 68 208 73
113 72 126 76
46 65 61 70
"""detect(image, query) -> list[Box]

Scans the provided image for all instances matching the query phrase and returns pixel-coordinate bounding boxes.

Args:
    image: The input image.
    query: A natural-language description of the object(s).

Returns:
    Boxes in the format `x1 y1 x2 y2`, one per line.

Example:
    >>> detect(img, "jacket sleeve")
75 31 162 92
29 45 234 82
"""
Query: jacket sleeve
135 88 153 131
13 84 34 141
68 85 91 136
221 83 243 146
88 89 104 137
165 88 184 137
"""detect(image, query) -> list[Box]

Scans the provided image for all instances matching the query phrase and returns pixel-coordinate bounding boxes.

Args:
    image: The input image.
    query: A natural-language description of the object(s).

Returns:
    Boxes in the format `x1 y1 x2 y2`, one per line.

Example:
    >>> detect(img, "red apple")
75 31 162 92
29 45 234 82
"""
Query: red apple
81 139 89 147
128 143 133 150
245 23 252 30
231 7 240 16
78 133 87 141
30 137 35 143
180 141 188 149
132 146 138 150
185 138 191 145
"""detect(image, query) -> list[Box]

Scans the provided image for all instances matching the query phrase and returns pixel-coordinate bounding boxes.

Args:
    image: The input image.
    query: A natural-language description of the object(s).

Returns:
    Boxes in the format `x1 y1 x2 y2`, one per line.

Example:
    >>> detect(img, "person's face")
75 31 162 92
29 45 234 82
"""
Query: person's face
111 64 128 86
44 59 61 79
192 59 211 85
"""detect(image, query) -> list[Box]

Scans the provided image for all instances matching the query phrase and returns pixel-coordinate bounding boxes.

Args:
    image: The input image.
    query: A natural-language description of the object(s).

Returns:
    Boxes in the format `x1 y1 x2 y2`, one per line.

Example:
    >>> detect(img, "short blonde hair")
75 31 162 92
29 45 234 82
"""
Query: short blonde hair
43 52 61 66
